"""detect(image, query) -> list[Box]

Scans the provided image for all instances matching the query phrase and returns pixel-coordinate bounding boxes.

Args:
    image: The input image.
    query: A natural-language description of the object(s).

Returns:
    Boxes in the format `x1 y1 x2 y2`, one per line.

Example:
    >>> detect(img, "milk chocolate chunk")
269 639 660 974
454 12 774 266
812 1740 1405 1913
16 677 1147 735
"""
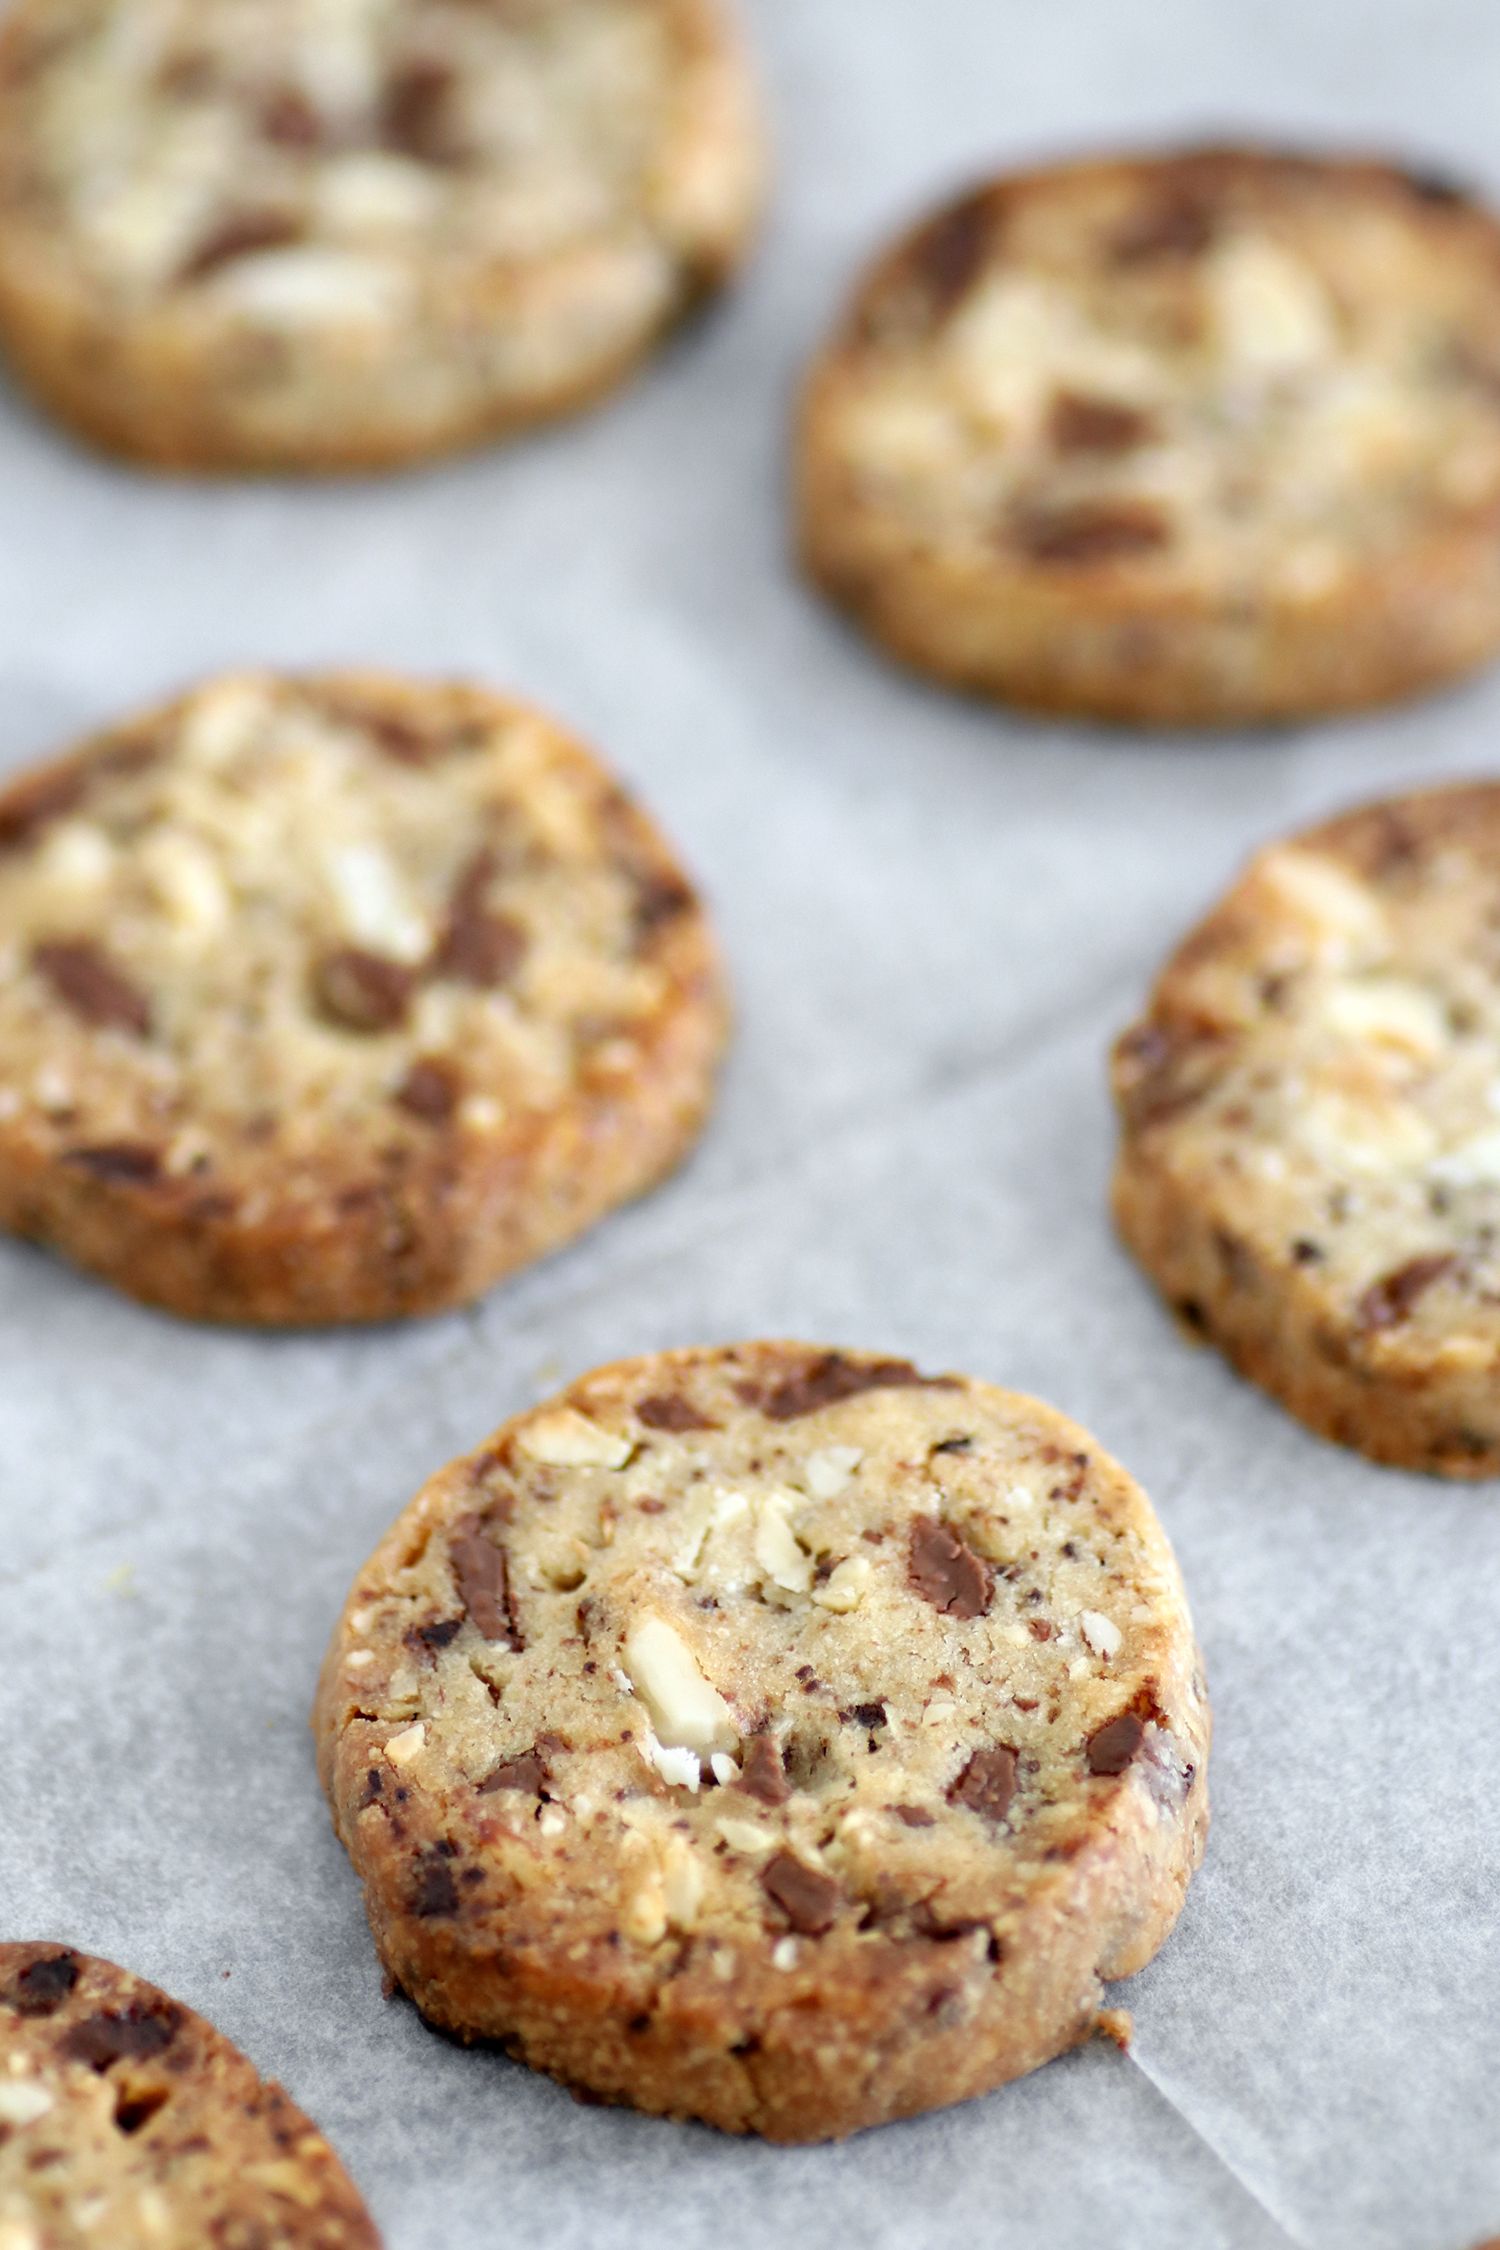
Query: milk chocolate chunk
62 2002 180 2070
34 939 151 1036
450 1519 518 1647
436 855 526 988
478 1750 547 1797
1354 1253 1458 1332
313 946 415 1033
948 1745 1018 1823
908 1515 992 1620
1047 390 1157 454
1014 499 1172 565
756 1352 932 1422
1086 1711 1147 1777
736 1734 791 1806
636 1393 717 1432
395 1058 460 1123
761 1852 840 1936
8 1950 79 2017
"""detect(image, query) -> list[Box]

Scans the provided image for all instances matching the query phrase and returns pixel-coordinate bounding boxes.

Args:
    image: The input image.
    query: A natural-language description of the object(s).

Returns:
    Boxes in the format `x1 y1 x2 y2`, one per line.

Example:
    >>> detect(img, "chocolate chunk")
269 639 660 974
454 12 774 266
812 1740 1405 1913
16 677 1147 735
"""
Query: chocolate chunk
1111 188 1218 263
381 57 460 163
435 855 527 988
450 1519 519 1648
62 1143 162 1186
1114 1015 1223 1133
409 1616 462 1654
754 1352 940 1422
635 1393 717 1432
761 1851 840 1936
632 871 695 946
313 946 415 1034
1047 389 1157 454
62 2003 180 2070
180 210 301 282
890 1805 935 1828
736 1734 791 1807
947 1745 1018 1824
260 87 322 147
478 1750 546 1796
908 189 997 318
0 766 86 850
33 940 151 1036
1086 1711 1146 1777
1355 1253 1458 1332
1013 499 1172 566
845 1702 886 1732
8 1951 79 2017
908 1515 992 1620
395 1058 460 1124
1402 164 1470 206
411 1854 460 1918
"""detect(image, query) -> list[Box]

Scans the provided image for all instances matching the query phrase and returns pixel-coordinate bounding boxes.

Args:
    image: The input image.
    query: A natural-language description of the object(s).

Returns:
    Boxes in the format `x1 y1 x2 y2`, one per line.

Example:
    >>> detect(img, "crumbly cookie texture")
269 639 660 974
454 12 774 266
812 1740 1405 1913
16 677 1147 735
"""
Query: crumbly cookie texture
0 0 762 472
1113 783 1500 1474
314 1343 1210 2141
798 146 1500 724
0 1944 379 2250
0 671 727 1324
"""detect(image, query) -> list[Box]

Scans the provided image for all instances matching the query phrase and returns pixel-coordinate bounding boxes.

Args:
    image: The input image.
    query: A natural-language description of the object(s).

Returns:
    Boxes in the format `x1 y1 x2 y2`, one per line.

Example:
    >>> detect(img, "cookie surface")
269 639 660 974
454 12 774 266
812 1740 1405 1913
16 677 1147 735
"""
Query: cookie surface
314 1343 1210 2140
798 146 1500 724
1114 783 1500 1474
0 671 726 1324
0 0 761 472
0 1944 378 2250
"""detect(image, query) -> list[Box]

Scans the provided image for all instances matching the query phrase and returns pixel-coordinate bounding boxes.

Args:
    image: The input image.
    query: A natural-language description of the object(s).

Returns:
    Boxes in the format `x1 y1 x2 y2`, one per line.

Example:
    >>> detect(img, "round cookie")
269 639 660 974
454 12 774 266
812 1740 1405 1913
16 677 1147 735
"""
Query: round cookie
0 1943 378 2249
1112 782 1500 1475
797 145 1500 725
0 0 762 473
0 671 727 1324
314 1342 1210 2141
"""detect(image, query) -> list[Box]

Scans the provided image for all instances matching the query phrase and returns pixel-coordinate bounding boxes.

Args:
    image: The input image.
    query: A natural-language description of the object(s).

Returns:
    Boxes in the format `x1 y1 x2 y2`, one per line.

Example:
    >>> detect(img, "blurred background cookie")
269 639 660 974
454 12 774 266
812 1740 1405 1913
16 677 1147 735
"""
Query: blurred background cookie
798 146 1500 724
1114 783 1500 1472
0 1943 379 2249
0 672 727 1322
315 1343 1210 2140
0 0 763 472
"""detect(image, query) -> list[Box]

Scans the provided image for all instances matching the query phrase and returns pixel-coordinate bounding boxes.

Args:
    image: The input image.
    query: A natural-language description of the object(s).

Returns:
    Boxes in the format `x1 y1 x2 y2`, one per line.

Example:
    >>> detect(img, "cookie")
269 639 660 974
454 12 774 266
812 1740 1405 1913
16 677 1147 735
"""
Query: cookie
797 146 1500 724
1113 782 1500 1474
0 0 762 473
314 1343 1210 2141
0 1943 378 2249
0 671 727 1324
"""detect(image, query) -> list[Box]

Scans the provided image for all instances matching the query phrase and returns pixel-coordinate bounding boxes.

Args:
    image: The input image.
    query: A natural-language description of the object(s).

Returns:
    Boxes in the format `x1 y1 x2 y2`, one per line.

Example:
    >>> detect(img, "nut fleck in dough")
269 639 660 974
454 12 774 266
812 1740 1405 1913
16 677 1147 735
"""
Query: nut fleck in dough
0 672 727 1324
314 1343 1210 2141
0 0 762 473
1112 782 1500 1474
798 146 1500 724
0 1945 379 2250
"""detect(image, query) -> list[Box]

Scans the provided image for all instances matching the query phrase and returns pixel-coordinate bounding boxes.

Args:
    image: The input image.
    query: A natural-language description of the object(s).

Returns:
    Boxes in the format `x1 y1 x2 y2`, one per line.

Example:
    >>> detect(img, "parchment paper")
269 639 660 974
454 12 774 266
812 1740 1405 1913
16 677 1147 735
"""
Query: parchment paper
3 4 1499 2244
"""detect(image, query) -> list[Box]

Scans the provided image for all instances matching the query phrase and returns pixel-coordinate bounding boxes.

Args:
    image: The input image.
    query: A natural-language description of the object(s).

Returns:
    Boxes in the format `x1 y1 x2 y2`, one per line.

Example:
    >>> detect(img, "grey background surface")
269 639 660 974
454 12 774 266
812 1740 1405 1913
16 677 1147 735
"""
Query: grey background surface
2 3 1499 2245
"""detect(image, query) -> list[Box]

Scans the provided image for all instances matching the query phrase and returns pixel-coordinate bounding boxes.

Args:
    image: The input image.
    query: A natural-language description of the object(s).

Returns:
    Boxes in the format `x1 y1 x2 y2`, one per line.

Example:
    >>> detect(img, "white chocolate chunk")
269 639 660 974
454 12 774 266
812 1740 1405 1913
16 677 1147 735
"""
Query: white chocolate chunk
383 1722 426 1766
208 247 411 326
1208 237 1336 376
661 1835 704 1928
520 1408 633 1469
709 1751 740 1787
1322 977 1447 1058
623 1615 738 1756
802 1444 863 1500
1258 849 1386 951
323 843 429 963
641 1732 701 1792
812 1554 873 1612
753 1493 813 1595
1079 1609 1123 1659
0 2082 53 2126
715 1815 776 1855
1428 1127 1500 1188
140 832 228 936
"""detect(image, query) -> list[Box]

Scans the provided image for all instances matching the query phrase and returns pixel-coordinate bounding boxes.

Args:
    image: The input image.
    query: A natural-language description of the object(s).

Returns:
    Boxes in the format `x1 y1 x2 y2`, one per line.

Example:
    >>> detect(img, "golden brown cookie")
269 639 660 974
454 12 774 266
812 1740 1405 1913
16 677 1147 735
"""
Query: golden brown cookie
0 1944 378 2250
1113 782 1500 1474
0 0 762 473
314 1343 1210 2140
0 671 727 1324
798 146 1500 724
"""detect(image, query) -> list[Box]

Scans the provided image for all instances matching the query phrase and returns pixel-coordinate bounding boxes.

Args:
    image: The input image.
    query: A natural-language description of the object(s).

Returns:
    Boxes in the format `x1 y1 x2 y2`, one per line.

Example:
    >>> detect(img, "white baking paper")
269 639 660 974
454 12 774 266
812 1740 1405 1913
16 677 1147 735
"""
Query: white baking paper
3 3 1499 2245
